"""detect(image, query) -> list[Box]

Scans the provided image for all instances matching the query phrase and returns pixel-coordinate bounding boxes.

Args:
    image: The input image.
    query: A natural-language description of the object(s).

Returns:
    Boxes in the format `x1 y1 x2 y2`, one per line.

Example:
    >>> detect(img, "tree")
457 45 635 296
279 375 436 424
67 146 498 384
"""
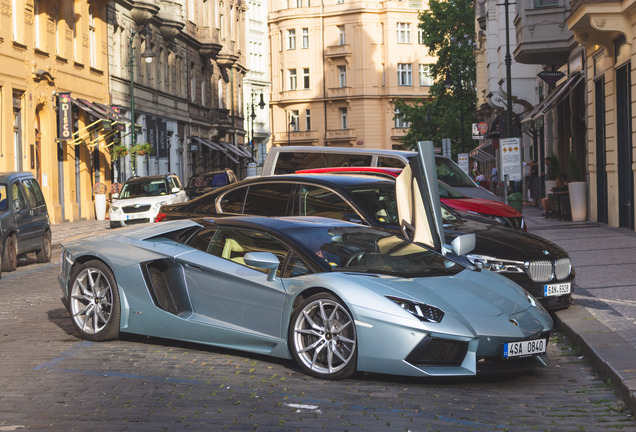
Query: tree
394 0 476 157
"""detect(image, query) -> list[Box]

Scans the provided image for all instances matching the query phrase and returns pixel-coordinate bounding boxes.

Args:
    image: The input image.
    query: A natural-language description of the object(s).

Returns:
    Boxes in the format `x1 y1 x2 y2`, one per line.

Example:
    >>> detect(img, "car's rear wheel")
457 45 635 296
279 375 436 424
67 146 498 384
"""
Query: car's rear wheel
289 293 357 380
36 230 52 263
68 260 120 341
2 235 17 272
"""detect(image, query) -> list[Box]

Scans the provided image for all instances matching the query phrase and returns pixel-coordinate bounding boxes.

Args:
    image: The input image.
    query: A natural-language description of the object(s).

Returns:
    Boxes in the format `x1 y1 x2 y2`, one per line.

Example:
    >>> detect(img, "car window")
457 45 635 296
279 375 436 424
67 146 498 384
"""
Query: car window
218 187 248 214
243 183 293 216
377 156 407 168
208 228 290 277
345 184 399 225
436 157 476 188
11 182 27 211
283 252 310 277
0 184 8 212
273 152 373 174
298 185 359 221
120 179 167 198
170 176 183 189
22 178 46 208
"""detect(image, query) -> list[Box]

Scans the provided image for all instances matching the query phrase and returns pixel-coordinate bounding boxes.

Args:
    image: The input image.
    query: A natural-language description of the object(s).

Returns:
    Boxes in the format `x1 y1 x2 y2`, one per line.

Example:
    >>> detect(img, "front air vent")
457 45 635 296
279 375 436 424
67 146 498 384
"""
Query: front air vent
405 337 468 366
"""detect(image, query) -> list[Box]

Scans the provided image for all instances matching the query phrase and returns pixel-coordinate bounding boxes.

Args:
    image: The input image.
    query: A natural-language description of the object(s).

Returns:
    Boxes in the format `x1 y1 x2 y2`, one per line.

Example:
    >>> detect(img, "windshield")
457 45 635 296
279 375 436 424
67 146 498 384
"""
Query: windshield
436 157 478 188
286 226 462 277
438 181 467 199
119 179 168 199
188 173 229 189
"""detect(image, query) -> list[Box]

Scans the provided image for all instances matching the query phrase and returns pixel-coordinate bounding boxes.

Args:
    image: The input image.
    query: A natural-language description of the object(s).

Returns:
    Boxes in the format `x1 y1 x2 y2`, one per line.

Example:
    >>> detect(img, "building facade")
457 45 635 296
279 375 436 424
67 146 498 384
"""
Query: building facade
268 0 435 151
0 0 112 224
567 0 635 230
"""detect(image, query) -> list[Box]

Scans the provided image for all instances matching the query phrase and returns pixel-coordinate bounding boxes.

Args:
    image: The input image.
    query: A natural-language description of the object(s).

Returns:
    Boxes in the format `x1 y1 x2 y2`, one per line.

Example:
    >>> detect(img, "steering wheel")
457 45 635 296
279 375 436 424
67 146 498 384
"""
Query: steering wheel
345 251 366 267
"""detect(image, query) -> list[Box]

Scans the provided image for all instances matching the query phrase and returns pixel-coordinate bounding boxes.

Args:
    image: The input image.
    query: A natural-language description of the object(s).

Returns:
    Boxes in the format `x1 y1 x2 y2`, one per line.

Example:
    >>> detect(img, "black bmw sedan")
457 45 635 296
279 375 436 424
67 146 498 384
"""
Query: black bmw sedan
158 173 574 310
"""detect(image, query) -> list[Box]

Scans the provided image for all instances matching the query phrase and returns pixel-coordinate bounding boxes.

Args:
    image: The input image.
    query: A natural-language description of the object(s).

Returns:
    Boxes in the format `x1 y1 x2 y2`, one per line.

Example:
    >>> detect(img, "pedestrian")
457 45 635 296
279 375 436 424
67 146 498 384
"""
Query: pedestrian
475 170 486 185
490 166 498 194
541 173 568 218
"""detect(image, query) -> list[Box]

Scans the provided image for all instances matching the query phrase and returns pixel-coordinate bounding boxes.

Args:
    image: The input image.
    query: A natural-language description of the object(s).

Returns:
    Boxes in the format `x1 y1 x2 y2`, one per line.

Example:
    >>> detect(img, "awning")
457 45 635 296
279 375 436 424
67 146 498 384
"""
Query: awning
193 137 240 164
522 72 583 123
469 141 496 162
221 141 253 159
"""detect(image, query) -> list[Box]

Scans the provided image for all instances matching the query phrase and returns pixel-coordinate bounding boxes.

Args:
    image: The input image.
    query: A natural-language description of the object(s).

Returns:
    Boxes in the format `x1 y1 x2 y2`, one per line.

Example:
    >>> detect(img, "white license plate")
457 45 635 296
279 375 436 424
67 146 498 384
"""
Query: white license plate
503 338 546 359
126 213 145 220
543 282 571 297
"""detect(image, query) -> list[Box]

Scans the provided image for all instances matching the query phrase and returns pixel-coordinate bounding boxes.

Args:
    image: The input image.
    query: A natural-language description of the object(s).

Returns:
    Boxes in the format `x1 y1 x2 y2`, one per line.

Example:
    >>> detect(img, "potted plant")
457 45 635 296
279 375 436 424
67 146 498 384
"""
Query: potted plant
110 144 129 161
131 142 154 157
93 182 108 221
567 152 587 221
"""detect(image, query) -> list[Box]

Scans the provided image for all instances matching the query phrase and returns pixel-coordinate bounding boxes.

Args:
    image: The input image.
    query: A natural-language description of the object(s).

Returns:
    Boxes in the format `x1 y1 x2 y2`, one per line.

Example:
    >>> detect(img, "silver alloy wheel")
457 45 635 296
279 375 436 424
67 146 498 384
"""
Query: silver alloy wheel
293 298 356 376
70 267 114 335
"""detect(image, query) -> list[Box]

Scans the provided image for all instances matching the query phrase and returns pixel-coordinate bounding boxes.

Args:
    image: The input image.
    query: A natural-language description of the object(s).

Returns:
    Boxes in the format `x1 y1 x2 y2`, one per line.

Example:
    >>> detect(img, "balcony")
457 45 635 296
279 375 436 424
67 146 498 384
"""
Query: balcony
327 87 352 98
275 130 319 144
326 128 356 142
326 44 352 58
197 26 222 59
513 0 575 66
157 1 185 41
567 0 627 52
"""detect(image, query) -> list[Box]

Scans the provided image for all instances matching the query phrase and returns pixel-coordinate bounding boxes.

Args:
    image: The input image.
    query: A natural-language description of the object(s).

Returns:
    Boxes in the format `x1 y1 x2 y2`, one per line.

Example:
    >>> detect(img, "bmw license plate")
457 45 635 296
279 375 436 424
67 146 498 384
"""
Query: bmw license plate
503 338 546 359
543 282 571 297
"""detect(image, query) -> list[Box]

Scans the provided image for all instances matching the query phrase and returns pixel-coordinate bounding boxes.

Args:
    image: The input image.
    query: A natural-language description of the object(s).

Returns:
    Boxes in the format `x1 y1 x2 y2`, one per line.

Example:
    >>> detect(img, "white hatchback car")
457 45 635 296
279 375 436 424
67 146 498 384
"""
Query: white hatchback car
109 174 188 228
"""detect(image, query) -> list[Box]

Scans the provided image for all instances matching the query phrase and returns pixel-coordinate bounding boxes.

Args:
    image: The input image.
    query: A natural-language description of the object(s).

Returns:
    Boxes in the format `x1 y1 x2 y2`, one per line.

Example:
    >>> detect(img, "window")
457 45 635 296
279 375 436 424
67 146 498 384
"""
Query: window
338 65 347 88
340 108 348 129
336 0 344 4
394 108 410 128
418 28 425 45
279 30 283 51
218 187 248 213
419 64 434 86
298 185 358 221
89 7 96 67
536 0 558 5
22 179 46 208
338 26 346 45
398 63 412 86
303 68 310 89
288 68 297 90
290 110 300 131
287 29 296 50
302 28 309 48
244 183 294 216
34 1 41 49
397 23 411 44
305 110 311 130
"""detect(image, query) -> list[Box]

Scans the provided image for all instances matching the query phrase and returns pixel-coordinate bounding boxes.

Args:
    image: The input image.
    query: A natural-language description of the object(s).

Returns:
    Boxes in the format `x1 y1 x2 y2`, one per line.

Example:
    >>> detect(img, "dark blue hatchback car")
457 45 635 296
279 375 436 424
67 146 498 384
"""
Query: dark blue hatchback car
0 172 51 276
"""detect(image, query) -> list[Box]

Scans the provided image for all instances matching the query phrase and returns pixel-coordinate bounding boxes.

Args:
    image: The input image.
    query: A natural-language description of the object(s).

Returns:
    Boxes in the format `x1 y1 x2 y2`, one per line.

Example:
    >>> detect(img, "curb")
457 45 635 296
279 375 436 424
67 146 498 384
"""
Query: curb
554 305 636 416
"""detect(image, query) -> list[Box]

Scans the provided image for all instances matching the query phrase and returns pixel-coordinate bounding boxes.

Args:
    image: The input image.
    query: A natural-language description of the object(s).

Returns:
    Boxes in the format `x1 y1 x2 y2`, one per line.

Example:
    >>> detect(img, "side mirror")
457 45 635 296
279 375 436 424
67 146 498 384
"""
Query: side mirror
341 213 363 224
243 252 280 281
171 187 181 194
448 233 475 256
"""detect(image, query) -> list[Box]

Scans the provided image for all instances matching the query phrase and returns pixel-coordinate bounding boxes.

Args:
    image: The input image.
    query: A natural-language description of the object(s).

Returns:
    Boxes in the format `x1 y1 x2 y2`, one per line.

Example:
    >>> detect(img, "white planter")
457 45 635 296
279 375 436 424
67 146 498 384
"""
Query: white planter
568 182 587 222
95 194 107 221
545 180 556 197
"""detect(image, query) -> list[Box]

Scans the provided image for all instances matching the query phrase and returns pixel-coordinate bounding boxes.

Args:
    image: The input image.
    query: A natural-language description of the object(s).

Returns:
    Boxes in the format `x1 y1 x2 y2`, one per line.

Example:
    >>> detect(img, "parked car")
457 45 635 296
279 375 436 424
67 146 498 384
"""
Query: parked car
59 215 552 379
296 167 524 230
262 145 500 201
0 172 52 275
185 169 237 199
159 173 574 310
109 174 188 229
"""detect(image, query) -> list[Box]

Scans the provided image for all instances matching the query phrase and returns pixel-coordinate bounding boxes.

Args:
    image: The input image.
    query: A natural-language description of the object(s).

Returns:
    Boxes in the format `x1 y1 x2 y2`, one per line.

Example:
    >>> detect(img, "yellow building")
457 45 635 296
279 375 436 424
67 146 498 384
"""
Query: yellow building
567 0 636 230
0 0 113 224
268 0 434 150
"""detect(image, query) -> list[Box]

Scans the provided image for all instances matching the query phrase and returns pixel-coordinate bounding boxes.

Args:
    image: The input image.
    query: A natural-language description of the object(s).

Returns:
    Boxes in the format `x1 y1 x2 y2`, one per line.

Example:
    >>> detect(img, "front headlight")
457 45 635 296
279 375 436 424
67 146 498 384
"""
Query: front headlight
110 206 120 214
466 254 526 274
386 296 445 323
153 200 167 208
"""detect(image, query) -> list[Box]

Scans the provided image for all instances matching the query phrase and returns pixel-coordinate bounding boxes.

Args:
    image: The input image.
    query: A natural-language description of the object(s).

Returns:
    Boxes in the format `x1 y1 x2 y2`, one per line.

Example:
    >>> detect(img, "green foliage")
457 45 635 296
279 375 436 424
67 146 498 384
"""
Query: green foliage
131 142 154 157
567 152 584 182
393 0 476 157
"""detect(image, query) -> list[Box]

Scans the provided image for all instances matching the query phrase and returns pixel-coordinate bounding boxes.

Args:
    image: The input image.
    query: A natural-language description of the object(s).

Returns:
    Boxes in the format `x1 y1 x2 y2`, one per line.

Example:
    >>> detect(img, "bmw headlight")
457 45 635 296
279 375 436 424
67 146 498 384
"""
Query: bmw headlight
466 254 526 274
386 296 445 323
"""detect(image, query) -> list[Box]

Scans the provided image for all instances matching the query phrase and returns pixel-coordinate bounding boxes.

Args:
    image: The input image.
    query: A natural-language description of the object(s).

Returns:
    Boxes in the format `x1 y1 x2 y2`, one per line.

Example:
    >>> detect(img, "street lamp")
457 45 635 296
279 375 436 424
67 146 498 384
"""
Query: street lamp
129 25 155 176
248 91 265 158
444 70 465 151
287 113 296 146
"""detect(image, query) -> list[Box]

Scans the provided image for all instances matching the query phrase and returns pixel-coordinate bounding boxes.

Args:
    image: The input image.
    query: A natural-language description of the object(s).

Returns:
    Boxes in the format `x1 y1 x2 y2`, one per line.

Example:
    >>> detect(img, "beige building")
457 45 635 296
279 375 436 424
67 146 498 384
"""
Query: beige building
0 0 112 223
268 0 435 150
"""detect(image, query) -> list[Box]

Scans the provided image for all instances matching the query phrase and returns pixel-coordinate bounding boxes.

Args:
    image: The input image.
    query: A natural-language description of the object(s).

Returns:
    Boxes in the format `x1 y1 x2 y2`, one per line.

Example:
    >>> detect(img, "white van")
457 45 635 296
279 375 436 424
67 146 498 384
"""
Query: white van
262 146 499 201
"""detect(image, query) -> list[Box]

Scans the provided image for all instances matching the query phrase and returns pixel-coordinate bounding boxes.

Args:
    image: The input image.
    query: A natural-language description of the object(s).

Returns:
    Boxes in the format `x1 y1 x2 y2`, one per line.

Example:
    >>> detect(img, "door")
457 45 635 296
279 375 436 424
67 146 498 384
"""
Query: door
21 178 49 240
595 78 608 224
616 63 634 229
179 227 288 341
10 180 38 251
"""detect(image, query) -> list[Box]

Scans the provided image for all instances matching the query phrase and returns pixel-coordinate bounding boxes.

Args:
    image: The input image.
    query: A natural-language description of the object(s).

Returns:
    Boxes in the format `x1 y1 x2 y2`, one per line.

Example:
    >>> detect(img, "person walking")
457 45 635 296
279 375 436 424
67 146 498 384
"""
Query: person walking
490 166 498 194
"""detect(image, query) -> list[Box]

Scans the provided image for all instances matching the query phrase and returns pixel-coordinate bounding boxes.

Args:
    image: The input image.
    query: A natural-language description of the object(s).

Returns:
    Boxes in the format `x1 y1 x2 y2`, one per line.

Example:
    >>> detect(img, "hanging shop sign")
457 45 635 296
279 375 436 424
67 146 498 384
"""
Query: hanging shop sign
537 71 565 86
58 92 73 140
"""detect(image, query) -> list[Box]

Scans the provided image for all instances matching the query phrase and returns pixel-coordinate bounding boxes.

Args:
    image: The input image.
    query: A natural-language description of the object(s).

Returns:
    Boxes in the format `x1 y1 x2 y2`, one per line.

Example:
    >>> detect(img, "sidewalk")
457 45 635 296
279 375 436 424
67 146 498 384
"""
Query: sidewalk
50 209 636 415
522 202 636 416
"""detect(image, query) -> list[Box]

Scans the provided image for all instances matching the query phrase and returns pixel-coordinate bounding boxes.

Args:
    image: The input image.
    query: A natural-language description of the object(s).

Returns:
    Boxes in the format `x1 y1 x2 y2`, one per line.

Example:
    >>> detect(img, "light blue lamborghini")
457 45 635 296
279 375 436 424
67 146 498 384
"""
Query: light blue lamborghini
59 215 552 380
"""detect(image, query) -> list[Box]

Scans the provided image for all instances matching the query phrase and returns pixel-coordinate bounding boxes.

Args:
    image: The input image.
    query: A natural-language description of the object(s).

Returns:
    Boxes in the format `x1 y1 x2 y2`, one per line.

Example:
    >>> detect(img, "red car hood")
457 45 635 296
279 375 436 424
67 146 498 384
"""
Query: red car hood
441 197 521 217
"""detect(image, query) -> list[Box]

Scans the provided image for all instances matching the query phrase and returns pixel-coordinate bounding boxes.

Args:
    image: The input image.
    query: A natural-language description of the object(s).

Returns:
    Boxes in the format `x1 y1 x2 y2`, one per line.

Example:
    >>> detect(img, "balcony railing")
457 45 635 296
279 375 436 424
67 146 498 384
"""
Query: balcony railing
326 44 352 57
326 128 356 140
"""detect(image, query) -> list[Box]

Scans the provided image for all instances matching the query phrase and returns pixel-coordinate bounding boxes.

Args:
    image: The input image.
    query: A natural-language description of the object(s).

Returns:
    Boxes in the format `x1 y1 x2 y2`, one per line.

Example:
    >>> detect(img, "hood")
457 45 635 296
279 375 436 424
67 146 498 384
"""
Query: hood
112 195 172 207
441 197 521 217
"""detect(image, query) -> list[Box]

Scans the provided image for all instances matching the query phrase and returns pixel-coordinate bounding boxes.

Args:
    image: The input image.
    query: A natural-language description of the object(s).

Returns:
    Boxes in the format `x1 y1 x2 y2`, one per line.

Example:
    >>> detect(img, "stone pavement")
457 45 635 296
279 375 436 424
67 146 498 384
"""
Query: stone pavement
49 207 636 416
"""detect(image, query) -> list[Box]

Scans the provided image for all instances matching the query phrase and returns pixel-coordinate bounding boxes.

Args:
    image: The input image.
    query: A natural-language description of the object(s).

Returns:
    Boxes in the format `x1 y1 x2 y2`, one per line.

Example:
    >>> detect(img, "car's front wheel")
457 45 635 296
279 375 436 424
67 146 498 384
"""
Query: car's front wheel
36 230 51 263
289 293 357 380
68 260 120 341
2 235 17 272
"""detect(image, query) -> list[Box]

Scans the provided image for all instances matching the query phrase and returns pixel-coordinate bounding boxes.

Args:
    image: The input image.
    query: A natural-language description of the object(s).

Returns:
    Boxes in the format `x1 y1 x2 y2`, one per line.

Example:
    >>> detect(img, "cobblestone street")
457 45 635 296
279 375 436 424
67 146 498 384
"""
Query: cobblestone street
0 254 634 431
